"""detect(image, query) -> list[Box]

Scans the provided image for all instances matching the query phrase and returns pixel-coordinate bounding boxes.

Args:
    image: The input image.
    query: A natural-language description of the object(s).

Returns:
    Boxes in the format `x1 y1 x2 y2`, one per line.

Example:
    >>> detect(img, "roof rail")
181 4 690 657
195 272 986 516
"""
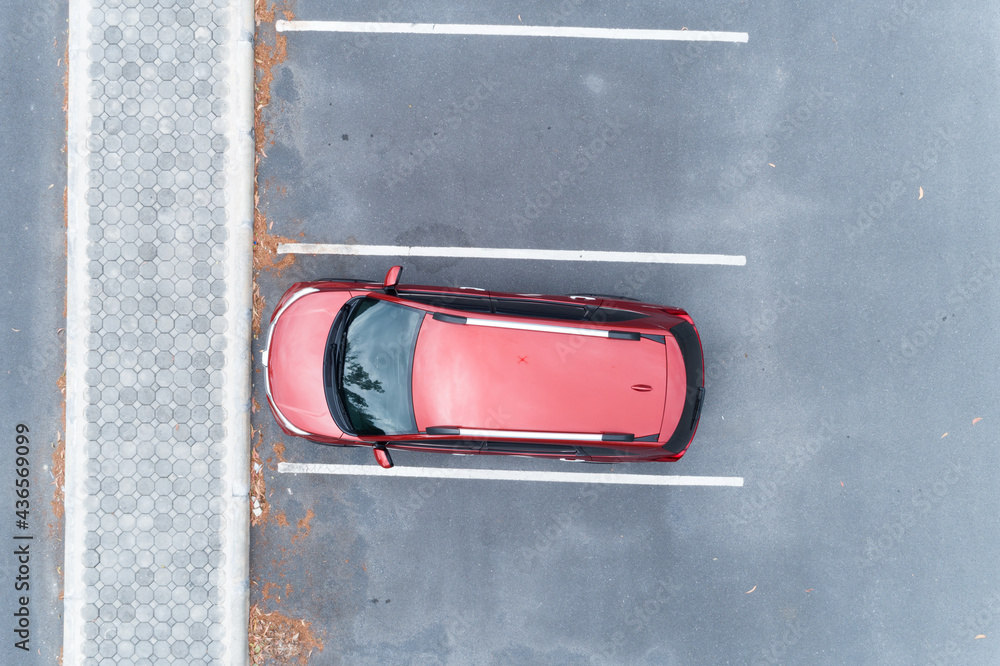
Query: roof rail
425 426 634 442
431 312 640 340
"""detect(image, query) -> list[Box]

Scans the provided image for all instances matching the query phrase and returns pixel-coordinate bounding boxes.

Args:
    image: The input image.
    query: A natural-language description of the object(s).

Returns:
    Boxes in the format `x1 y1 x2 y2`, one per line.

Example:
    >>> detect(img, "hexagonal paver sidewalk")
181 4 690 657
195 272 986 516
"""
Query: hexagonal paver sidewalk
65 0 254 663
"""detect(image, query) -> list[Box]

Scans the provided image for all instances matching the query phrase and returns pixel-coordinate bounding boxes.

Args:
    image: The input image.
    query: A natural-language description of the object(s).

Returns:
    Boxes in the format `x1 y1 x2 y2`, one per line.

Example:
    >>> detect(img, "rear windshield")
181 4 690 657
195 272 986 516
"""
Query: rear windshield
338 298 423 436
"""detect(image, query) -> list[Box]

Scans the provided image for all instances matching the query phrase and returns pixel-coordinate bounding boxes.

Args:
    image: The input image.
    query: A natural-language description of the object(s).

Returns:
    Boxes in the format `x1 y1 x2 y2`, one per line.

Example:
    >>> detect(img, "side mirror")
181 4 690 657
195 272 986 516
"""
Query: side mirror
373 444 393 469
383 265 403 293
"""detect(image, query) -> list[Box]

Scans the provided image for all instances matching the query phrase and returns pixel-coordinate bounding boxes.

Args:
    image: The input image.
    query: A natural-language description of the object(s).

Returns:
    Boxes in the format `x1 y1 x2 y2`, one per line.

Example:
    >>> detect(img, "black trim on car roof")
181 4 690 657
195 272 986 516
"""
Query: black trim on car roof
588 307 650 323
432 312 467 324
425 426 461 435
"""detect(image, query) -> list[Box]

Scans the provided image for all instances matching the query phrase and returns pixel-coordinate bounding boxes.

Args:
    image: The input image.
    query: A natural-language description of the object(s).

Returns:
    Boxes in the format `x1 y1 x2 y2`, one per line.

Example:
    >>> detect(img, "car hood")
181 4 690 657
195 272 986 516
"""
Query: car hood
266 289 354 439
411 315 667 437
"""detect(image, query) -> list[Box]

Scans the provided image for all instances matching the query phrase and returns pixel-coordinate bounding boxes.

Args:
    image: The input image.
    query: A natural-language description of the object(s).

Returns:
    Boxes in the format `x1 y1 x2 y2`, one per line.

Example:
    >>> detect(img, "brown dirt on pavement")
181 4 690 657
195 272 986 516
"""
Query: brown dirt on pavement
249 603 324 665
55 35 69 644
261 580 282 604
252 0 298 337
61 42 68 114
250 6 327 663
254 0 295 156
51 427 65 522
250 445 269 527
291 509 314 545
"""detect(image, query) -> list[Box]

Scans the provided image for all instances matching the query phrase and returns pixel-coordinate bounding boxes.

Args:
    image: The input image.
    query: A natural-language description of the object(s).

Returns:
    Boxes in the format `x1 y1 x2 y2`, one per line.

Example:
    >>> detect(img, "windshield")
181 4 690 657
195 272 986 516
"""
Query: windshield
337 298 423 436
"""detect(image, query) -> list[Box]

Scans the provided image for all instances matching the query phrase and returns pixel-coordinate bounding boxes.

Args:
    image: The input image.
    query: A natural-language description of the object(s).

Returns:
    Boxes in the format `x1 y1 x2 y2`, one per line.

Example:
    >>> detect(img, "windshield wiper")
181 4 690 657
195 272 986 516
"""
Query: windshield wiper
334 333 346 390
334 299 359 391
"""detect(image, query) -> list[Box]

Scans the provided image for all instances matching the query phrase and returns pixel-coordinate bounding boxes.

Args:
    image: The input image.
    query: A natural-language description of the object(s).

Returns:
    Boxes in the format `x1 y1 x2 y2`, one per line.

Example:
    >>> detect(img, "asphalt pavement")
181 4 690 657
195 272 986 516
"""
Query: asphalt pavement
0 0 69 663
250 1 1000 664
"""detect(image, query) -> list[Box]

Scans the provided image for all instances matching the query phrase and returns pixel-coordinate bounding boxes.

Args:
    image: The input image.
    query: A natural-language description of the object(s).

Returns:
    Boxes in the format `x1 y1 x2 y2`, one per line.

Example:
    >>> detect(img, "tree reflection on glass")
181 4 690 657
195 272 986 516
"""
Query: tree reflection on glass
341 348 384 435
338 298 422 436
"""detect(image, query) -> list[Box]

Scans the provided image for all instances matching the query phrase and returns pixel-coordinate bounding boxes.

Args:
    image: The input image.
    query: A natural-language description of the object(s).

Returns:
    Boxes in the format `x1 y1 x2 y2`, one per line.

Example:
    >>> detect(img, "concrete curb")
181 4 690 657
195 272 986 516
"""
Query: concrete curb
62 0 94 662
221 1 256 664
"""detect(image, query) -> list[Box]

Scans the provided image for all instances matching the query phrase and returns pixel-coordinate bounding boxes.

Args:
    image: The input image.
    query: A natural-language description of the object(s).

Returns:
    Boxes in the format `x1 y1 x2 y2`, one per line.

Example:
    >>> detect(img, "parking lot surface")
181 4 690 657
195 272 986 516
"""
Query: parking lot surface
253 2 1000 664
0 0 69 662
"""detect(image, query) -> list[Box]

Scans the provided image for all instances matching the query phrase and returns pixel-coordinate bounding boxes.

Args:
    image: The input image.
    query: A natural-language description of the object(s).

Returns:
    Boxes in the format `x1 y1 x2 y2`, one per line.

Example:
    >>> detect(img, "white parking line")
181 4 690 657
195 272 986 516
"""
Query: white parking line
278 462 744 487
276 20 749 43
278 244 747 266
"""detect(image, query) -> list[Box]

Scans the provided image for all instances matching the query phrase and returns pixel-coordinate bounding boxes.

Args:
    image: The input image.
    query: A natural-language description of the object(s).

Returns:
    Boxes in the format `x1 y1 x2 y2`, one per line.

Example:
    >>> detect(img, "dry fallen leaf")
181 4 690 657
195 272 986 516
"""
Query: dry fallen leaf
746 585 756 594
973 417 982 425
918 186 924 199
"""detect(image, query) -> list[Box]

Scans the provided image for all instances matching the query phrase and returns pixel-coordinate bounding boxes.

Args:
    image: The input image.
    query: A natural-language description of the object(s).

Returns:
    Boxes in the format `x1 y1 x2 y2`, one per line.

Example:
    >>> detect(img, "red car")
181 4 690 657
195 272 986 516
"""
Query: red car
262 266 705 467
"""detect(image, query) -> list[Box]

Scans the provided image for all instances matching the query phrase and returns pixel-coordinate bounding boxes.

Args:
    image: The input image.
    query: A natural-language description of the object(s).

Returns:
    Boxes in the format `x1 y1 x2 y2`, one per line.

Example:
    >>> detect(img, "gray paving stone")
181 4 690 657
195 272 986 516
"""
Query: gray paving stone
69 0 245 661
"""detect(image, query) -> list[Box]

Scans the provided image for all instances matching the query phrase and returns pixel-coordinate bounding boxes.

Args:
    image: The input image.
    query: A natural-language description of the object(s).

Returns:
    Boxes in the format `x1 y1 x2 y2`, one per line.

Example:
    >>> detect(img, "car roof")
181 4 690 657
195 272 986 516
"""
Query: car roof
411 313 667 437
